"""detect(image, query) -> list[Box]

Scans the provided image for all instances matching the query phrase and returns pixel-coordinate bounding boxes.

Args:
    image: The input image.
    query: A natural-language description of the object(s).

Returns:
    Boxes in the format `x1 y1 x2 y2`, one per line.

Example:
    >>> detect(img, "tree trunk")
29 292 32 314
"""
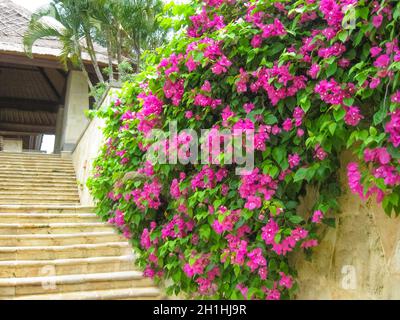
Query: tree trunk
84 33 105 83
106 31 114 83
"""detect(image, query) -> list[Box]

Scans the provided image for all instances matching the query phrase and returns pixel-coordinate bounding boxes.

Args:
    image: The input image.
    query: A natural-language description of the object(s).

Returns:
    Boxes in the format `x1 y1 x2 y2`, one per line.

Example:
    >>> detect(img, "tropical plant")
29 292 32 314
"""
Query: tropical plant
23 0 166 93
88 0 400 300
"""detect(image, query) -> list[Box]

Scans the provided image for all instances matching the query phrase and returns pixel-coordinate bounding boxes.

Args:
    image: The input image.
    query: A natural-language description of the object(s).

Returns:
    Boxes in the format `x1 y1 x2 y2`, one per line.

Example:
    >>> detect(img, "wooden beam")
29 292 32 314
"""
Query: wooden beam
38 67 61 101
0 98 58 112
0 123 55 135
0 53 63 69
0 131 40 137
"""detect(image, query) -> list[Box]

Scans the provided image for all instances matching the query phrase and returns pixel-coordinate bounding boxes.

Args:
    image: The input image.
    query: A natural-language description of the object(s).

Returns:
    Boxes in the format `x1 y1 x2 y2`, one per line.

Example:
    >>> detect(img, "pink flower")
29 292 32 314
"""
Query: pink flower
301 239 319 248
246 248 267 272
308 64 320 79
319 0 343 27
282 118 293 131
314 144 327 161
344 106 363 126
364 147 391 165
261 219 279 245
370 46 382 57
311 210 324 223
297 128 305 137
385 110 400 147
288 153 300 168
279 272 293 289
391 91 400 104
185 111 193 119
244 196 262 210
243 103 255 113
251 34 262 48
372 15 383 28
201 81 212 92
347 162 364 198
374 54 390 68
369 77 381 89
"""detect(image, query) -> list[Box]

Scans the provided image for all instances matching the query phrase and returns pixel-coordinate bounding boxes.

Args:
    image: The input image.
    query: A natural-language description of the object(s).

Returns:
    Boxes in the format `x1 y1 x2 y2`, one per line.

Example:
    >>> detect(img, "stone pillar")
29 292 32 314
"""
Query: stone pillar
53 106 64 154
61 71 89 152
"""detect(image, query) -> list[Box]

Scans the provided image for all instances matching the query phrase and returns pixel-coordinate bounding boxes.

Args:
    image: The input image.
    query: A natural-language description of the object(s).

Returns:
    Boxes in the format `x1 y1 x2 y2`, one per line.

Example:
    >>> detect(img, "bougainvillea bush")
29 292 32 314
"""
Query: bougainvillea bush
88 0 400 299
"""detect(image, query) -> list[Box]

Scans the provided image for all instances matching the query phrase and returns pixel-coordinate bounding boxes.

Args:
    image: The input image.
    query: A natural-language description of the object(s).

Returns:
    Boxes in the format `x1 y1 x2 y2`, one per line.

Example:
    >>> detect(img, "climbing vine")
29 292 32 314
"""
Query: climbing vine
88 0 400 299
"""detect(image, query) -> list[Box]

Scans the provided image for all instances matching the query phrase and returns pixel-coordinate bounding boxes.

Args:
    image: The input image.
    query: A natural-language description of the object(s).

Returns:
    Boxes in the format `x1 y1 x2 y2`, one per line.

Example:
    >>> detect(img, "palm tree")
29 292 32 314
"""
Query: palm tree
88 0 166 78
24 0 166 88
23 0 103 91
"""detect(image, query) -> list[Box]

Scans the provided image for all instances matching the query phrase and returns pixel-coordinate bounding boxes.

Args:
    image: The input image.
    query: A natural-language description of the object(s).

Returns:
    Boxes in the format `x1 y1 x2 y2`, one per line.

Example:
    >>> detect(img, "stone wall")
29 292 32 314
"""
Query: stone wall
294 150 400 299
71 117 106 206
71 87 120 206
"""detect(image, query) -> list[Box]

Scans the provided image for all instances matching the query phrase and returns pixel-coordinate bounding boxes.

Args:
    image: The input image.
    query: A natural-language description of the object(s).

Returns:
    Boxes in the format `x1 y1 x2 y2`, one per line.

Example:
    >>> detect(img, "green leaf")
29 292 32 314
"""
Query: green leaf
333 107 346 121
293 168 308 182
199 224 211 240
288 215 304 224
343 98 354 106
326 62 337 77
328 123 337 135
373 109 387 125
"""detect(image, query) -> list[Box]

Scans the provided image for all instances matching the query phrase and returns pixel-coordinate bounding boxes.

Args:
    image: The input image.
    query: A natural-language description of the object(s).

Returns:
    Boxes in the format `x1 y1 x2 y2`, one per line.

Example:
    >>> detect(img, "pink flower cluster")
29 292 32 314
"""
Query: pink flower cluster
319 0 344 27
183 254 210 277
188 7 225 38
107 209 132 239
252 64 307 106
261 218 309 255
196 267 220 295
386 109 400 147
212 206 240 234
163 79 184 106
127 180 162 211
239 169 277 211
162 214 194 239
344 106 363 126
314 79 349 105
191 165 228 190
246 5 287 47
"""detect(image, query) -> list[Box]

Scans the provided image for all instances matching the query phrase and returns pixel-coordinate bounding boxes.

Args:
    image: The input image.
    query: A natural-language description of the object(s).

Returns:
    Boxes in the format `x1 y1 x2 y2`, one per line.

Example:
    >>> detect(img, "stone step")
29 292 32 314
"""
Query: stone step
0 191 79 198
0 191 79 197
0 162 74 167
0 152 62 157
9 286 161 300
0 199 81 206
0 213 98 224
0 187 79 193
0 168 76 175
0 159 73 165
0 222 110 235
0 255 135 278
0 200 80 206
0 172 77 179
0 242 132 261
0 163 74 169
0 205 94 213
0 178 78 185
0 231 122 246
0 153 65 161
0 271 155 297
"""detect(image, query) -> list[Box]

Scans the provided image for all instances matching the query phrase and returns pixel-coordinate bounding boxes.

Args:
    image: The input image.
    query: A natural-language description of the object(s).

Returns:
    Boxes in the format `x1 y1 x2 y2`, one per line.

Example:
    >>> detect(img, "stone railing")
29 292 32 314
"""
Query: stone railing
71 86 121 206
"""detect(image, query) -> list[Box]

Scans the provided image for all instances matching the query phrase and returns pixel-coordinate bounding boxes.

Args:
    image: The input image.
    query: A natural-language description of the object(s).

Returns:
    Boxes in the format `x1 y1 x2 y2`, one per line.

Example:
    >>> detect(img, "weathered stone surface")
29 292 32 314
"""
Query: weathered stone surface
295 151 400 299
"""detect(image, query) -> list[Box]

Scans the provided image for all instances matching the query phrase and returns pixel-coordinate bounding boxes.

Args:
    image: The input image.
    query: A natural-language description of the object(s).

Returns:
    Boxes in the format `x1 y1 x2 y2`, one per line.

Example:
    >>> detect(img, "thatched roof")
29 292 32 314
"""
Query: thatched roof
0 0 109 65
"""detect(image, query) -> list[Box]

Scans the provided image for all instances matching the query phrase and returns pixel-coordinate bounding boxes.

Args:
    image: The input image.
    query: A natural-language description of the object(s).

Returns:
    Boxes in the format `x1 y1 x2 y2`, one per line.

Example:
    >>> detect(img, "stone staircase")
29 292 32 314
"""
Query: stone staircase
0 152 161 300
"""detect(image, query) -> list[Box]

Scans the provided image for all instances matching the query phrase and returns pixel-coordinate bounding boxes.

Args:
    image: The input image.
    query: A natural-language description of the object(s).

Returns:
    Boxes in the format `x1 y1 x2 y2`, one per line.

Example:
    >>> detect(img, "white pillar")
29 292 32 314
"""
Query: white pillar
54 106 64 154
61 71 89 152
